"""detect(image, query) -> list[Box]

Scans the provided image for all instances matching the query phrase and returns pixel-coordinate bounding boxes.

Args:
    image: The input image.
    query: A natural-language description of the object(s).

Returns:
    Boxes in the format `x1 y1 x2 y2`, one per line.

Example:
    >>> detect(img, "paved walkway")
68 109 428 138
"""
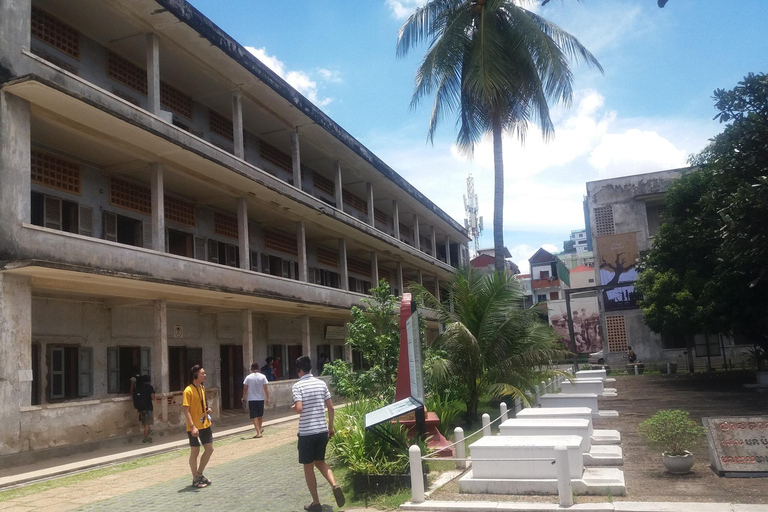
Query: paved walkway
1 421 351 512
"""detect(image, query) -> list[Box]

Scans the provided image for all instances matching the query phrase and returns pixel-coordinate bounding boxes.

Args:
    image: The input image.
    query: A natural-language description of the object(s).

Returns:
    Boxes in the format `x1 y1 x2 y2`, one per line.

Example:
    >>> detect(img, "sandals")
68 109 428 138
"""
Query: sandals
333 485 346 507
198 474 212 485
191 478 207 488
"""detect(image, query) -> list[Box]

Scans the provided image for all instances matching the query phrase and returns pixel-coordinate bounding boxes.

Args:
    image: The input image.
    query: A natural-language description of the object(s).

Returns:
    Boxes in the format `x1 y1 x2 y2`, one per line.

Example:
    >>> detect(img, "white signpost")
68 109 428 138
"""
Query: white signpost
406 311 425 405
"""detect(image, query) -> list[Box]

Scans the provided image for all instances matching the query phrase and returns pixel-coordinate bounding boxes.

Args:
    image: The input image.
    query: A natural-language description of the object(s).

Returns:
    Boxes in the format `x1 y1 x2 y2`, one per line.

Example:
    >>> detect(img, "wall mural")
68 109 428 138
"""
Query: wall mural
548 296 603 353
596 232 640 310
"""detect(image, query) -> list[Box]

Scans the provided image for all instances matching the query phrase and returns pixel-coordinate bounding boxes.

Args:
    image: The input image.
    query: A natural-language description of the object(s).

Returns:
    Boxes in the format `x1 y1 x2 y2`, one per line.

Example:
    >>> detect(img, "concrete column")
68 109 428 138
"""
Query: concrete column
339 238 349 291
237 198 249 270
416 270 423 286
396 262 404 295
153 300 169 421
301 315 311 357
333 160 343 209
430 226 437 257
146 33 160 115
0 92 31 234
254 317 268 368
297 221 308 282
242 310 254 373
290 128 301 189
392 201 400 239
344 344 353 364
445 235 452 266
0 275 31 455
370 252 379 288
0 1 31 75
232 90 244 159
150 163 165 252
413 214 420 251
366 183 375 226
435 276 441 302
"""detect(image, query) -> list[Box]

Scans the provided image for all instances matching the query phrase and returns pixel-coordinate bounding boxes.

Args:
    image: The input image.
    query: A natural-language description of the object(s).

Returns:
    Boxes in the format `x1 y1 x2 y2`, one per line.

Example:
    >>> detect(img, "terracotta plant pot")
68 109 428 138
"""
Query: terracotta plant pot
662 451 694 474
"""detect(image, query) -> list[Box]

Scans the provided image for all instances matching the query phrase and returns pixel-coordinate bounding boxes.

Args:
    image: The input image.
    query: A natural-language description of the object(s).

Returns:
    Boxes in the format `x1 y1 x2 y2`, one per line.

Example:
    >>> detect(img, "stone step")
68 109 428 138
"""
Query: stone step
591 429 621 445
458 467 626 496
583 444 623 466
516 407 594 435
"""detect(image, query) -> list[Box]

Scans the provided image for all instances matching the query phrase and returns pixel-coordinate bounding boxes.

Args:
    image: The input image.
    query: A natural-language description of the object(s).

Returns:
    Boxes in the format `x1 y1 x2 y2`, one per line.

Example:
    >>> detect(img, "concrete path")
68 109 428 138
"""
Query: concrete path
400 501 768 511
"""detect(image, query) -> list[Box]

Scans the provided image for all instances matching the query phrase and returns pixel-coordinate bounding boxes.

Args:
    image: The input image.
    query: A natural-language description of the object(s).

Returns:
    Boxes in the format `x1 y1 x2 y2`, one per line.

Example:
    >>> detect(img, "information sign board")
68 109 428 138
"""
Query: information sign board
703 416 768 477
406 311 424 404
364 396 423 429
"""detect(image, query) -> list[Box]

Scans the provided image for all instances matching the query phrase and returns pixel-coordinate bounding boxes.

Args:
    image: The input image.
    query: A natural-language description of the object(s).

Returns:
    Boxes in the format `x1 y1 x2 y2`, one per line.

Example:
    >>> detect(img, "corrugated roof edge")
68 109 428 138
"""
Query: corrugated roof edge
154 0 469 240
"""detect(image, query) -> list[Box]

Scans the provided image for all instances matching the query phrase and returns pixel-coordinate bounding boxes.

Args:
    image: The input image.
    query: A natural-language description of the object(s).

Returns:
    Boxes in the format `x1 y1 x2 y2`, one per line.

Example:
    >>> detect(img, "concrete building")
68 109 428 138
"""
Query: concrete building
528 248 570 305
515 274 534 309
585 168 751 369
569 265 596 289
559 250 595 271
0 0 469 458
470 247 520 275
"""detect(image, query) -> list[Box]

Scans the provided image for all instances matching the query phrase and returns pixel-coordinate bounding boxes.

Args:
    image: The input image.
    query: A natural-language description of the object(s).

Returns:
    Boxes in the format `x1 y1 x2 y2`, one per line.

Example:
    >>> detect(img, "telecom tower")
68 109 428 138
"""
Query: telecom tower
463 174 482 258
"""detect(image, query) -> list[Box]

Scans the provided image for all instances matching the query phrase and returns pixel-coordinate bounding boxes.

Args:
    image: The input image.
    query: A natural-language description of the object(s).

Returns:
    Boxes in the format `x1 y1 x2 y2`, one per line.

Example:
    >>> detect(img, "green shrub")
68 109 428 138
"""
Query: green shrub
330 400 413 475
637 409 707 456
426 395 465 437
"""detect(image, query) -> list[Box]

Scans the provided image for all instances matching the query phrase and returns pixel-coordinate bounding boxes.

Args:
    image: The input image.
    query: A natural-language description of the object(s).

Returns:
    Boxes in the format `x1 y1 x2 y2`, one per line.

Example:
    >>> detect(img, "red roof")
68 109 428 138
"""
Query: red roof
470 254 495 267
571 265 594 273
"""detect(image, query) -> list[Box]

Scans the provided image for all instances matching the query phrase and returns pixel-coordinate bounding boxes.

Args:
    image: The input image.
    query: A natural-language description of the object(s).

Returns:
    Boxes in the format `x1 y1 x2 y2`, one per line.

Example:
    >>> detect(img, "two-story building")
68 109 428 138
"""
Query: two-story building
528 248 570 304
0 0 470 458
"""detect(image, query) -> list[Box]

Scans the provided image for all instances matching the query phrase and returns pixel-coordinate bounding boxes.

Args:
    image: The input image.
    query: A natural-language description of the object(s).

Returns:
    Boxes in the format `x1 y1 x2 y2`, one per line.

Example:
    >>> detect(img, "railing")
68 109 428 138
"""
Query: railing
408 372 574 507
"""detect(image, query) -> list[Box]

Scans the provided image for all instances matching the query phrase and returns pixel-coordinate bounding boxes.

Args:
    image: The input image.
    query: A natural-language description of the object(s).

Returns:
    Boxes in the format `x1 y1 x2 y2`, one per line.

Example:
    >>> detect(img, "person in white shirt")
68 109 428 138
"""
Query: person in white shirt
241 362 270 438
291 356 344 512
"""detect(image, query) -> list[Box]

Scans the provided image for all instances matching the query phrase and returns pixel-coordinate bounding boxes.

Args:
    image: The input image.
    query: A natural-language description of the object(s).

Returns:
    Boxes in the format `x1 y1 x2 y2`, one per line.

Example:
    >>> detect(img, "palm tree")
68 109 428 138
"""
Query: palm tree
411 266 569 420
397 0 602 272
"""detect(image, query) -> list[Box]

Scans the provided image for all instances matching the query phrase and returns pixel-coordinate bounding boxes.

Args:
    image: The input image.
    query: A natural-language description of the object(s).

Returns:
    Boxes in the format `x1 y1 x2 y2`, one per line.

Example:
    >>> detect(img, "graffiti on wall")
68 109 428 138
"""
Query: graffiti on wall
596 233 640 310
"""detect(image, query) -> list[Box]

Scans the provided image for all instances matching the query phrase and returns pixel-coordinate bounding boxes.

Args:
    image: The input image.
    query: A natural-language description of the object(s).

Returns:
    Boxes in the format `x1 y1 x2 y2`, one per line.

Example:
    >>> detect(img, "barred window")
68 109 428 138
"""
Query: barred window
260 141 292 172
594 205 615 237
420 235 432 253
374 209 390 226
344 192 367 214
164 195 196 227
31 7 80 60
161 82 192 120
316 247 338 268
214 212 239 239
31 150 80 195
108 51 147 95
377 266 390 283
313 172 334 196
110 177 151 214
399 223 412 239
605 316 628 352
264 230 298 256
209 110 234 142
348 258 371 277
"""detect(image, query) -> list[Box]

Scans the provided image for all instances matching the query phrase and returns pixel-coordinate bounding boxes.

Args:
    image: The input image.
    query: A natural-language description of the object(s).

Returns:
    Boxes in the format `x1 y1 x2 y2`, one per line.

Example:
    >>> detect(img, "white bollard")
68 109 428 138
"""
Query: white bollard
667 362 671 374
534 385 540 405
555 445 574 507
541 380 547 395
454 427 467 469
482 413 491 436
634 364 639 376
500 402 509 422
409 444 425 503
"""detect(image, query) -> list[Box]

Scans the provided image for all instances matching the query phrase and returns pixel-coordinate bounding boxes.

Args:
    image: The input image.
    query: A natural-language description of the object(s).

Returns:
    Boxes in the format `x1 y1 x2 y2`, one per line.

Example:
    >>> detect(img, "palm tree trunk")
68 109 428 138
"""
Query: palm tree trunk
492 107 505 273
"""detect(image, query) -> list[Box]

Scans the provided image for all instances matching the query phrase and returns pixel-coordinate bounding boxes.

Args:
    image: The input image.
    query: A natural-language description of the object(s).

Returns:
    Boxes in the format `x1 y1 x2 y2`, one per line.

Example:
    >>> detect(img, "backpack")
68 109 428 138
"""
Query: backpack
133 382 151 410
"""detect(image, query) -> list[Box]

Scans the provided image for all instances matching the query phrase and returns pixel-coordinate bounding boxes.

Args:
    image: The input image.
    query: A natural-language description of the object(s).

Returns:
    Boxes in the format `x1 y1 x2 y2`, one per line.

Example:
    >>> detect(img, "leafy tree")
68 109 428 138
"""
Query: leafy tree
411 267 568 421
397 0 601 273
636 72 768 358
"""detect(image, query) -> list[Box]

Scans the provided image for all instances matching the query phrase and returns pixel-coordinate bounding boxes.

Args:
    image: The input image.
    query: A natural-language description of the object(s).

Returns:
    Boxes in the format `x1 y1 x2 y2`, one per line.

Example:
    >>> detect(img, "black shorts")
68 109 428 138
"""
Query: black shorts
248 400 265 419
187 427 213 447
297 432 328 464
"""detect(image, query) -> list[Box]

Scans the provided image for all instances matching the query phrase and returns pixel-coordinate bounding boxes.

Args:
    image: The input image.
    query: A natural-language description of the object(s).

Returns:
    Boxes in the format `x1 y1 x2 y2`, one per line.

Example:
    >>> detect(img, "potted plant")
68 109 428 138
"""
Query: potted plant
746 345 768 385
638 409 707 474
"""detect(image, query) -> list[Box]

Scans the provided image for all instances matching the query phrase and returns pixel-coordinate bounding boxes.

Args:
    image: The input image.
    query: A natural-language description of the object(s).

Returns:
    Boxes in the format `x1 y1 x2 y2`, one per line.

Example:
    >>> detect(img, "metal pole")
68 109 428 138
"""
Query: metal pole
564 289 578 372
555 445 574 507
482 413 491 436
409 445 424 503
454 427 467 469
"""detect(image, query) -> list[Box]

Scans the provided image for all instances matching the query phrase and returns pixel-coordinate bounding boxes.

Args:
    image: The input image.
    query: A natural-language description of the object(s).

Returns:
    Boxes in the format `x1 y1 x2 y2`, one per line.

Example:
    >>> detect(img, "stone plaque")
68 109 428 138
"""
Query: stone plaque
703 417 768 477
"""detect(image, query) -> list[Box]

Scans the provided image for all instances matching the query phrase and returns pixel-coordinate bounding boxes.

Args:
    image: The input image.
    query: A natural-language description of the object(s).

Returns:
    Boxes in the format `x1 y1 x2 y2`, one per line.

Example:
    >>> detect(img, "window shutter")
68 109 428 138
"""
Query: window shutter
51 347 65 399
103 211 118 242
250 251 259 271
78 205 93 236
141 347 151 377
107 347 119 393
164 228 169 253
78 347 93 396
261 254 269 274
281 260 291 278
226 243 238 267
194 237 207 261
207 239 219 263
43 195 62 230
142 221 153 249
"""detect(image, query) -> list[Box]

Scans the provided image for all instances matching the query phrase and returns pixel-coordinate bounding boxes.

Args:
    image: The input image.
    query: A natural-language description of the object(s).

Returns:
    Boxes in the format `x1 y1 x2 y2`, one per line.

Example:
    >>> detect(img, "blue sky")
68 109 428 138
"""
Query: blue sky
188 0 768 272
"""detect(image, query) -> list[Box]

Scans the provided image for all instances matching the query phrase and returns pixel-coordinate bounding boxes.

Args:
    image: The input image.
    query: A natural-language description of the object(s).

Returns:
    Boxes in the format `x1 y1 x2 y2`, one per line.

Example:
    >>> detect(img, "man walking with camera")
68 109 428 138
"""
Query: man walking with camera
292 356 344 512
182 365 214 489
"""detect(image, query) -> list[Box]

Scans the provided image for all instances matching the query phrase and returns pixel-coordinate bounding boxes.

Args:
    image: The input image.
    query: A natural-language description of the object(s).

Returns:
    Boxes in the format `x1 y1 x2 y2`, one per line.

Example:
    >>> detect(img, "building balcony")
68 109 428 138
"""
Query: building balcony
532 277 562 290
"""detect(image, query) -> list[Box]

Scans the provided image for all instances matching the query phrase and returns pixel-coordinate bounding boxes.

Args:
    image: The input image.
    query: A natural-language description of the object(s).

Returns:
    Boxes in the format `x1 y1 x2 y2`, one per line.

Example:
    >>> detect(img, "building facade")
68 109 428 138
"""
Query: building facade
585 168 751 368
528 248 570 304
0 0 469 457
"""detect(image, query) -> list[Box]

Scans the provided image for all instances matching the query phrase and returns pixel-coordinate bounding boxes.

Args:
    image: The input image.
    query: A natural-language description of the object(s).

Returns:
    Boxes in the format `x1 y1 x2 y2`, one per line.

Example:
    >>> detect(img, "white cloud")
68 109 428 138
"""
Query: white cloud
245 46 338 108
386 0 426 20
589 129 688 179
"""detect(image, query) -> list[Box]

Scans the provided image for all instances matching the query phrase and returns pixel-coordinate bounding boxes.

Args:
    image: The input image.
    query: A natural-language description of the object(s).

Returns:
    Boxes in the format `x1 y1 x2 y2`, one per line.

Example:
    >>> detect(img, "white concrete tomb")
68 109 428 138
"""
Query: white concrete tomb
516 407 621 445
538 393 619 418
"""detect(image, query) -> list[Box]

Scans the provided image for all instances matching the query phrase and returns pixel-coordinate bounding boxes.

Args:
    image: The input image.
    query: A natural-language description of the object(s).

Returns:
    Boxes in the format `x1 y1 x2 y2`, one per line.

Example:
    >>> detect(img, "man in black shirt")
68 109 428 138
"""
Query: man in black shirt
134 375 156 443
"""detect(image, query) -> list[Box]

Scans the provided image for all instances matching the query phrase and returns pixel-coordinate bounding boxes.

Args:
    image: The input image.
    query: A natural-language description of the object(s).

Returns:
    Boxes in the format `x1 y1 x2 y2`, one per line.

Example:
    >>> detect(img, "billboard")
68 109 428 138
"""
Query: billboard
548 297 603 353
596 233 640 310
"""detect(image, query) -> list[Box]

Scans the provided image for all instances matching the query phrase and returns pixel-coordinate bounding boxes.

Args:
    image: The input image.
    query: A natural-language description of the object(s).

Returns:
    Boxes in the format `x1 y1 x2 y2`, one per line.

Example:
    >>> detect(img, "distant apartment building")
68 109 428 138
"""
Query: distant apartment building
528 248 570 304
560 228 595 270
585 168 751 368
516 274 534 309
0 0 470 457
569 265 597 289
470 247 520 275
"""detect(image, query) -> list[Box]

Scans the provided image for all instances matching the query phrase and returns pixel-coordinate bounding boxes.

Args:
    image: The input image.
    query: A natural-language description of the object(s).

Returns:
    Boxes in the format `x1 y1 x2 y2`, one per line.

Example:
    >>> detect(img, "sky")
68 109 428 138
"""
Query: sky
187 0 768 273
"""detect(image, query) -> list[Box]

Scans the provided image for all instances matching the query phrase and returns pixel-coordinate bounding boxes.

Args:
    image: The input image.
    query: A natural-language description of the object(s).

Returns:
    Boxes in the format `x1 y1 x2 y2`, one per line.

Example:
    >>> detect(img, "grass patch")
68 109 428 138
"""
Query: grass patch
333 465 412 511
